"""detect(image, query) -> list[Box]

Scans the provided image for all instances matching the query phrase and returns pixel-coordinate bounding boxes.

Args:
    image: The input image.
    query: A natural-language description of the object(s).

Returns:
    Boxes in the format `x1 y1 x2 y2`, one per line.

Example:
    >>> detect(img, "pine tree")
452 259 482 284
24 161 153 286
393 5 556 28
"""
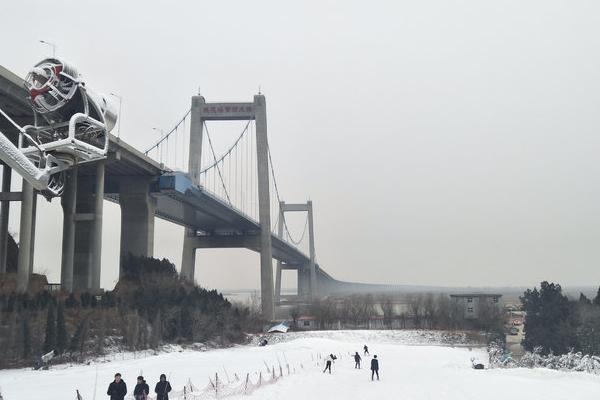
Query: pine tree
22 314 31 358
579 293 592 305
43 301 56 353
593 286 600 306
70 317 89 357
521 281 574 354
56 302 68 355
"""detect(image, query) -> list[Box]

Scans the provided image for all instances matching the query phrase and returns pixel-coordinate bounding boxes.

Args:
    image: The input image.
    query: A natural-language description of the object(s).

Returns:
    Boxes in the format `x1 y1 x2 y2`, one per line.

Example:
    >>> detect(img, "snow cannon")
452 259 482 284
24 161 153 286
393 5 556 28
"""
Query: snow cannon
0 58 117 197
25 58 117 130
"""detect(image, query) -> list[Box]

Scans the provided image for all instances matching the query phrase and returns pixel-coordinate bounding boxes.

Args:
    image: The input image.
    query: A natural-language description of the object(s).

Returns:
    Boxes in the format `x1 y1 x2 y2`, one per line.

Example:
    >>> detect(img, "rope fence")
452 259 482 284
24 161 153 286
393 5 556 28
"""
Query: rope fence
76 351 342 400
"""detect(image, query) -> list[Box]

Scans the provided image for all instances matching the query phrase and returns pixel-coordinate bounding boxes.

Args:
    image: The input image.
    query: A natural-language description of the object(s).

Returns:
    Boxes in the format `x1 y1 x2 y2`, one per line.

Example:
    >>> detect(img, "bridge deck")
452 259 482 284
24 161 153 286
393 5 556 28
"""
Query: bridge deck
0 65 320 271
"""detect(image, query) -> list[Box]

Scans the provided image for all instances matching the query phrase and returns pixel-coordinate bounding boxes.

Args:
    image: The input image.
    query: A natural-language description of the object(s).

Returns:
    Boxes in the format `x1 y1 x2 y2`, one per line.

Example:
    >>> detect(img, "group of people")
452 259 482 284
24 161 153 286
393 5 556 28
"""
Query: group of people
107 373 172 400
324 344 380 381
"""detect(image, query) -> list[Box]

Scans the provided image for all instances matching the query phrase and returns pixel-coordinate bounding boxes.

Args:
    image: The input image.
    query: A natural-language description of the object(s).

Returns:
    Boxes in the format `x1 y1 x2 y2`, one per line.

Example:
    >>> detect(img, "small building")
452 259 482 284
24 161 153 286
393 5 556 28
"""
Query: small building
295 315 319 330
450 293 503 320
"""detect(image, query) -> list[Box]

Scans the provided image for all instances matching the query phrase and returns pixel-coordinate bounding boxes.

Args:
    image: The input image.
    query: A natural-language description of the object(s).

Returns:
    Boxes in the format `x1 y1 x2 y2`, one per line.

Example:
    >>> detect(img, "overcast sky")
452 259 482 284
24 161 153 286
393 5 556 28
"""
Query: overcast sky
2 0 600 291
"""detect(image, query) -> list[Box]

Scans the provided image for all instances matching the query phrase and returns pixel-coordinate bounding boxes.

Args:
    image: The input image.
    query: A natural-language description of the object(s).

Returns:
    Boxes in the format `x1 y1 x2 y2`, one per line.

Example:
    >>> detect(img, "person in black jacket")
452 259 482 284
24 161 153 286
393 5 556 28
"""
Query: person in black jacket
354 352 362 369
133 376 149 400
154 374 172 400
371 355 379 381
107 373 127 400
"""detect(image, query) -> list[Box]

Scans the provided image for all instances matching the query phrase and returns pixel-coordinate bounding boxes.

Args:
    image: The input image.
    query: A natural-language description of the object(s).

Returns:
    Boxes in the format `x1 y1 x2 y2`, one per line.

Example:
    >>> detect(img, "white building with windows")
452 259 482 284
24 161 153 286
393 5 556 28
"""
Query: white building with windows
450 293 503 320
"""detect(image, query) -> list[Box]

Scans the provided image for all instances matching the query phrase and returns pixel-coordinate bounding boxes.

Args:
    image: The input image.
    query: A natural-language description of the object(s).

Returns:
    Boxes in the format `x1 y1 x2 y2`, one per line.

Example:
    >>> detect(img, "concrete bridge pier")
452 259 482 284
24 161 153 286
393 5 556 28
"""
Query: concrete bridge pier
0 164 12 273
118 176 156 269
16 180 36 292
61 163 105 291
298 268 310 297
181 229 197 281
60 168 78 292
274 201 285 304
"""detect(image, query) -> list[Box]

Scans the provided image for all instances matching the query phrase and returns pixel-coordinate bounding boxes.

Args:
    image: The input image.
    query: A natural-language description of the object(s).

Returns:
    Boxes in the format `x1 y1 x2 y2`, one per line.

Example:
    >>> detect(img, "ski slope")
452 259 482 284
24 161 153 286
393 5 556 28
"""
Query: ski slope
0 330 598 399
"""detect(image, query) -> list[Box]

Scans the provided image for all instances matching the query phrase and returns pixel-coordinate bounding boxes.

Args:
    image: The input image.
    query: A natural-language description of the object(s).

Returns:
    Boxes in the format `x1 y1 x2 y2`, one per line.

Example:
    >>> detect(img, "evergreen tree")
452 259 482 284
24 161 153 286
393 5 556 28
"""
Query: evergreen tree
521 281 575 354
65 293 79 308
594 286 600 306
22 314 31 358
43 301 56 353
579 293 592 305
56 302 68 355
70 317 89 356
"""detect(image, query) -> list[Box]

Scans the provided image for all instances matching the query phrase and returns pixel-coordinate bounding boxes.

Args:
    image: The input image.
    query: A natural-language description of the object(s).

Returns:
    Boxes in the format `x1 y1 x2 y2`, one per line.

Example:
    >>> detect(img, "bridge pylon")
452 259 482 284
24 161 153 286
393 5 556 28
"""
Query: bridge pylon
181 94 275 320
275 201 317 304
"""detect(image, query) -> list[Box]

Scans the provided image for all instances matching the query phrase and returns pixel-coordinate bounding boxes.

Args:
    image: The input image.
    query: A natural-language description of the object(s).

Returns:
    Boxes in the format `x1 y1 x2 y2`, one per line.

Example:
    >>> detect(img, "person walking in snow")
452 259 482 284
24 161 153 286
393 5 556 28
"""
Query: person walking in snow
323 354 335 374
371 355 380 381
133 376 149 400
107 373 127 400
354 352 362 369
154 374 172 400
363 345 369 356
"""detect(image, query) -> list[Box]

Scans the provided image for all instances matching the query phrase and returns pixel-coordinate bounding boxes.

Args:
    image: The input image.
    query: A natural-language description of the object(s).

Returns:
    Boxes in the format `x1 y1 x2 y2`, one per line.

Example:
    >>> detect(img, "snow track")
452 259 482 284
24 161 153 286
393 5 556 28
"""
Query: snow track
0 330 598 399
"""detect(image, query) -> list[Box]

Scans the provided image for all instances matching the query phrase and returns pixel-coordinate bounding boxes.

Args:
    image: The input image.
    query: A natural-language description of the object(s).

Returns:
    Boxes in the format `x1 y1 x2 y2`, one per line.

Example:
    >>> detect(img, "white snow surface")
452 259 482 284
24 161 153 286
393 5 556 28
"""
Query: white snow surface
0 330 598 399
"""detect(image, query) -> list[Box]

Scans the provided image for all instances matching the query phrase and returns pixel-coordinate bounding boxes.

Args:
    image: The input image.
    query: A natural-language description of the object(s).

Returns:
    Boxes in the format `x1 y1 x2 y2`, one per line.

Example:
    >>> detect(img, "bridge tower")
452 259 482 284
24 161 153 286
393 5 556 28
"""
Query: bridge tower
181 94 275 320
274 201 317 303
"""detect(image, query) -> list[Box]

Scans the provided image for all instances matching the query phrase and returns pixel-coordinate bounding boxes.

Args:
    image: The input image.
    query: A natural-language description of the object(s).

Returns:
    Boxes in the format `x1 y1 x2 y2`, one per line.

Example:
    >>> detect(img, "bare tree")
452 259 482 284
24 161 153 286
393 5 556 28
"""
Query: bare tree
422 293 436 329
407 294 424 328
380 295 395 329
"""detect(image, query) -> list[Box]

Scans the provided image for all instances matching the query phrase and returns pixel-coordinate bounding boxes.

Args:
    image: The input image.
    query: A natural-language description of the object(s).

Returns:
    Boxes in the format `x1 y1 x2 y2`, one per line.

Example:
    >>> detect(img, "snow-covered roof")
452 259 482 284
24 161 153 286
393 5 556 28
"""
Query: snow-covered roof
268 323 290 333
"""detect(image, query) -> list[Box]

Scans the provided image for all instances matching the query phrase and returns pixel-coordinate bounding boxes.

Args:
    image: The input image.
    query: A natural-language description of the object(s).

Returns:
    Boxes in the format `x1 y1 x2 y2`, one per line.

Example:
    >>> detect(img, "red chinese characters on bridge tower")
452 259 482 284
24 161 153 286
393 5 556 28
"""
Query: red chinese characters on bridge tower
202 105 253 114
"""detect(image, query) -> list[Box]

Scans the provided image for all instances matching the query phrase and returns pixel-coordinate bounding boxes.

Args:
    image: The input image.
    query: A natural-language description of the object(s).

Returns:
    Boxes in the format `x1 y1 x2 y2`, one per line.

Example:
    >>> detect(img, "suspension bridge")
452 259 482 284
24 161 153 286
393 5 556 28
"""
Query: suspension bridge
0 62 378 320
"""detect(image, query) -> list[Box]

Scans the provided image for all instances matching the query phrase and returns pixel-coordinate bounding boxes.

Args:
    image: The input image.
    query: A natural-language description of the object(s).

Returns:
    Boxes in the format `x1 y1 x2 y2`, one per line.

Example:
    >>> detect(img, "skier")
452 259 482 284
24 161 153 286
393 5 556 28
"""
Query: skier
371 355 379 381
323 353 335 374
363 345 369 356
354 352 362 369
107 373 127 400
154 374 173 400
133 375 150 400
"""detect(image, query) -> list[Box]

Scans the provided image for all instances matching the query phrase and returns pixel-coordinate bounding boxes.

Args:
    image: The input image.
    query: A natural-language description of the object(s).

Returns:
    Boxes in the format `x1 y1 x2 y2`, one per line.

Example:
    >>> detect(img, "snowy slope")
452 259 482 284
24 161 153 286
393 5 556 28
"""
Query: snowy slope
0 330 598 399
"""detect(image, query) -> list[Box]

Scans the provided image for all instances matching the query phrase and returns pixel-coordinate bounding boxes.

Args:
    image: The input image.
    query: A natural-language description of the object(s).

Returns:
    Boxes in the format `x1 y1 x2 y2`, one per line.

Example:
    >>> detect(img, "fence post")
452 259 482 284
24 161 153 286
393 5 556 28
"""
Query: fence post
259 372 262 386
183 386 187 400
215 372 219 396
279 365 283 377
272 366 275 380
244 373 249 393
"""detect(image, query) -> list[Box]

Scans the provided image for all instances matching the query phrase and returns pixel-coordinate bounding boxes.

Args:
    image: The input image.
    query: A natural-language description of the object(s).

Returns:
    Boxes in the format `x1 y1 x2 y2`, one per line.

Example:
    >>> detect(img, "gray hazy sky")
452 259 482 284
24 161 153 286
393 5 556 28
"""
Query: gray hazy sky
2 0 600 291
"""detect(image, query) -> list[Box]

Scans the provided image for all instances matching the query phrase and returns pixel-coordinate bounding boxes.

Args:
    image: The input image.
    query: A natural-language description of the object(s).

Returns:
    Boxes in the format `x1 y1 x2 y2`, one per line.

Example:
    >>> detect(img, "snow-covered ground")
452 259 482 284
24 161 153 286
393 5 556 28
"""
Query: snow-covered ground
0 330 598 399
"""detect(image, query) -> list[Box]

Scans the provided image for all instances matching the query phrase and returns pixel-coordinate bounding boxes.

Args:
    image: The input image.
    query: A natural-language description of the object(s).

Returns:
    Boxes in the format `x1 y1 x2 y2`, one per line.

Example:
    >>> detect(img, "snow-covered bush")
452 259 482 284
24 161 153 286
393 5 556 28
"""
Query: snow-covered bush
488 343 600 374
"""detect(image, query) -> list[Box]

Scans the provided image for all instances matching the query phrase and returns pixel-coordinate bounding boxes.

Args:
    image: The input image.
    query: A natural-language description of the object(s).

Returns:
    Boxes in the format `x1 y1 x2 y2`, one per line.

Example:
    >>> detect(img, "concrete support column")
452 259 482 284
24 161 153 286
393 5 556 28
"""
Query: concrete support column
181 231 197 281
274 201 284 304
254 94 274 320
73 164 105 291
0 164 11 273
298 268 310 298
307 201 317 298
60 168 77 292
119 176 156 271
90 162 104 290
180 95 205 282
16 180 35 292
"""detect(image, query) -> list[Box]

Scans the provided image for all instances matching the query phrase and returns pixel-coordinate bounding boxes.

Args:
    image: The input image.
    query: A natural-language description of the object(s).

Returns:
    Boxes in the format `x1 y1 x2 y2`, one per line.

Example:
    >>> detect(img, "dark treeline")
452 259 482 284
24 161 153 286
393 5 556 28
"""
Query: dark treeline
303 292 504 338
521 281 600 356
0 255 260 369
